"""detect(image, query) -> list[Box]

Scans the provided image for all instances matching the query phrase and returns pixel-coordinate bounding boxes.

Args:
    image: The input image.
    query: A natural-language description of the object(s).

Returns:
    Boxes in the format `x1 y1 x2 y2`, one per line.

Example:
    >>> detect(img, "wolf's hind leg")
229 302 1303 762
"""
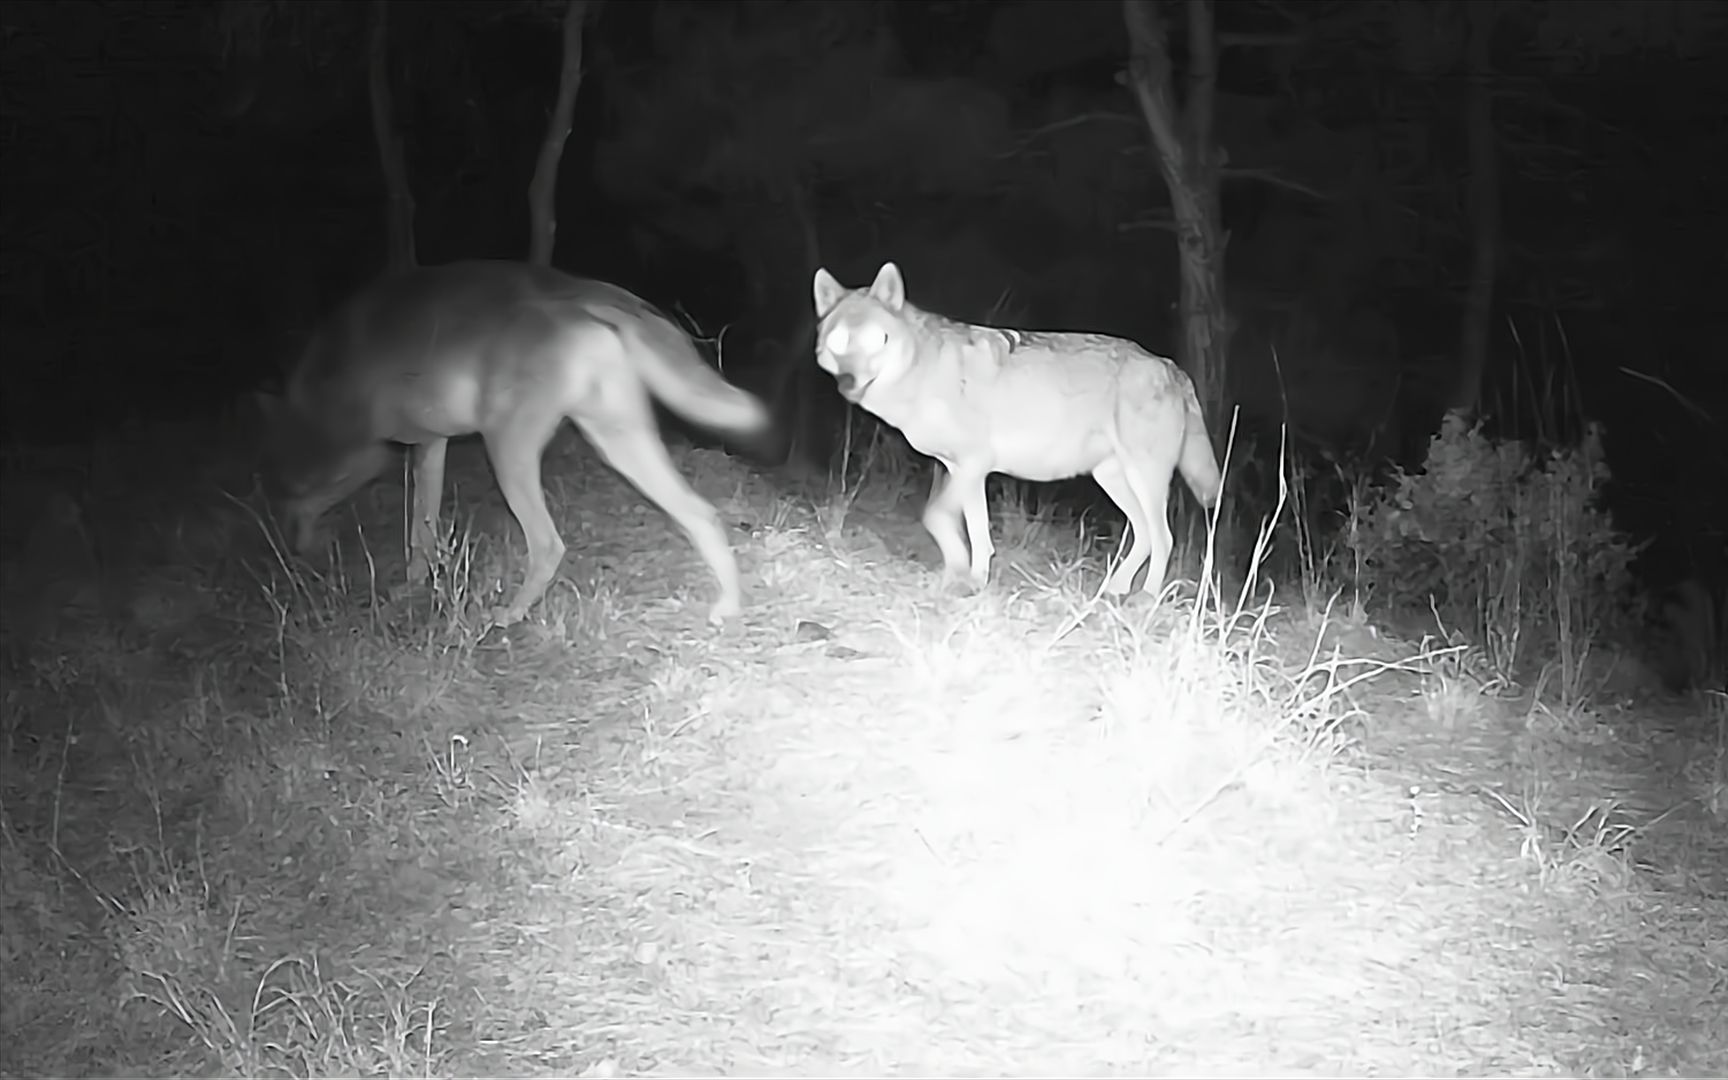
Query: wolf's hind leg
484 424 567 627
1130 468 1175 598
1093 460 1155 594
579 419 745 624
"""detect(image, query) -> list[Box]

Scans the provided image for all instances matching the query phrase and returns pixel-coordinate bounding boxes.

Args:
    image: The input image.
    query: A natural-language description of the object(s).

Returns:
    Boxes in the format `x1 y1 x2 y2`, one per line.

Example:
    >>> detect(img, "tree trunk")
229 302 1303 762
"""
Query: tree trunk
777 180 822 468
368 0 416 271
1455 0 1499 421
1169 175 1231 444
527 0 589 267
1123 0 1232 449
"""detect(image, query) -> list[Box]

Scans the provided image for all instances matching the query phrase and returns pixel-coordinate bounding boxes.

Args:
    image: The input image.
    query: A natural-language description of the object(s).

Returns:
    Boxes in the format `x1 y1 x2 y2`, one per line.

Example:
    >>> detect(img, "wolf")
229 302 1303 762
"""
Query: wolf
812 261 1223 599
259 259 771 626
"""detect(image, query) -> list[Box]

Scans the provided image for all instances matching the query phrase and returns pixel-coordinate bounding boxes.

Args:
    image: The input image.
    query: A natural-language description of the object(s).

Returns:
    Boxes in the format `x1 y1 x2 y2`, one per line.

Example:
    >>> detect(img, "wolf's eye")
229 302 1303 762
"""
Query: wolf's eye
859 326 889 353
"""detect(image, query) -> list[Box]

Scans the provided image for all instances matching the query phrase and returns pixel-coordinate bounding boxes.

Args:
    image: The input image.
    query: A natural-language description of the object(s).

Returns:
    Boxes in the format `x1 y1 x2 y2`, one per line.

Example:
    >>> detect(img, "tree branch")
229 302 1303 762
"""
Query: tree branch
1123 0 1183 171
1218 31 1305 49
527 0 588 265
1220 165 1328 200
1185 0 1216 150
1019 112 1143 142
368 0 415 269
1117 214 1179 234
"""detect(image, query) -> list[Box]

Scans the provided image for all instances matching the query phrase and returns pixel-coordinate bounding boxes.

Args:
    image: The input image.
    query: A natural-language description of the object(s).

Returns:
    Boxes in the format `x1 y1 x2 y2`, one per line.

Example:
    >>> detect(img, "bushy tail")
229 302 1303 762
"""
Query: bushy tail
607 305 772 437
1177 389 1224 509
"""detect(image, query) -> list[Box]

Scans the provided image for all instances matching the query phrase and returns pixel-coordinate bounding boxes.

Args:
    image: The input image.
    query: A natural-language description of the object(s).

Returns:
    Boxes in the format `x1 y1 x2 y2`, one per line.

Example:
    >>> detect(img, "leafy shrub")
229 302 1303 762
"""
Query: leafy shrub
1341 411 1641 697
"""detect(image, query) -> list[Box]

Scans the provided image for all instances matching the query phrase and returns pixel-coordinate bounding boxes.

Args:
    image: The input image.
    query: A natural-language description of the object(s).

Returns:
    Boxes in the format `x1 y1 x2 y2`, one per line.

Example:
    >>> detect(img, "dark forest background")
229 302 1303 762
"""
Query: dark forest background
2 0 1723 585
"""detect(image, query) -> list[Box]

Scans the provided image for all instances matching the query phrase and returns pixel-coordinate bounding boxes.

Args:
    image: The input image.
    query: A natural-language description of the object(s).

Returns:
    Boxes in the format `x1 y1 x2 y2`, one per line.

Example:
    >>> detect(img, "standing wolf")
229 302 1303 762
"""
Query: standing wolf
260 260 771 626
813 261 1223 599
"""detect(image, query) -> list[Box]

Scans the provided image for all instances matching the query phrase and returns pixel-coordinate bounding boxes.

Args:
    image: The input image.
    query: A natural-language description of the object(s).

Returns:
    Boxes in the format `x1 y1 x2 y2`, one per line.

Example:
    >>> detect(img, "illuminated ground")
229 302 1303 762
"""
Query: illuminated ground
2 432 1724 1077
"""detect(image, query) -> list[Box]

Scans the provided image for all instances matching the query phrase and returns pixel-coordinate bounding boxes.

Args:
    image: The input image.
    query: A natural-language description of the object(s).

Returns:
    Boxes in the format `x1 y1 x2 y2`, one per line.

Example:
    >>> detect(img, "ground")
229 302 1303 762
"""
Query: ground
1 424 1724 1078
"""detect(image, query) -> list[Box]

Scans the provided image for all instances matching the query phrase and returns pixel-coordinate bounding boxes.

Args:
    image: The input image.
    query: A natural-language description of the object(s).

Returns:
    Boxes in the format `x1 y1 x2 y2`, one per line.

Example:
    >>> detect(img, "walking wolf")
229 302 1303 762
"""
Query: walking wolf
261 260 771 625
813 261 1221 598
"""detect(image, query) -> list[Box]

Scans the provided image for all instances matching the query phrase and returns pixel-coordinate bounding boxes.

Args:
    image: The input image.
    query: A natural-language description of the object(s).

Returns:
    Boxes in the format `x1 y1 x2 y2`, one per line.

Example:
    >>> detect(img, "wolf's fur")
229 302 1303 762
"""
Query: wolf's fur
260 260 771 626
812 261 1223 598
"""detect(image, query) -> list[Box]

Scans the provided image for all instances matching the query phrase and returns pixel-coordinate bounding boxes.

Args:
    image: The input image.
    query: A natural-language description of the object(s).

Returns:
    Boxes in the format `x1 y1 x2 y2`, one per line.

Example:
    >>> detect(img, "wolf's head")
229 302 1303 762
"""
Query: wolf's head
255 387 392 554
811 262 920 406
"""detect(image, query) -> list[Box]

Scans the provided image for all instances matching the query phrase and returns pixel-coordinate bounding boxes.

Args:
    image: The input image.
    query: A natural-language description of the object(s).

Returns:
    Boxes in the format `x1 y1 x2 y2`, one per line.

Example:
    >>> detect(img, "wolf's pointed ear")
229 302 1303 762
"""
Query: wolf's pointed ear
812 267 845 318
868 262 905 310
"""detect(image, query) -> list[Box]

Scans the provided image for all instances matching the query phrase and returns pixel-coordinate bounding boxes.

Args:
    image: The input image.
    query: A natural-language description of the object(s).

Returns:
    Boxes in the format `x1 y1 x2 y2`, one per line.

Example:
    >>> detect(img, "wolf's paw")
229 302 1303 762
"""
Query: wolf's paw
706 594 742 626
1099 572 1138 597
938 571 986 596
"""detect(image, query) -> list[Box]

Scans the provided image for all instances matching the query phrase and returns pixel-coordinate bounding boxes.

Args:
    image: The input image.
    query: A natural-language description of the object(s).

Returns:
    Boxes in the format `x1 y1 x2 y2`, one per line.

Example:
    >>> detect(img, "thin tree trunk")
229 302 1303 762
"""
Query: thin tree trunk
1455 0 1499 420
527 0 588 267
368 0 416 270
1123 0 1231 448
1169 177 1231 443
780 180 822 467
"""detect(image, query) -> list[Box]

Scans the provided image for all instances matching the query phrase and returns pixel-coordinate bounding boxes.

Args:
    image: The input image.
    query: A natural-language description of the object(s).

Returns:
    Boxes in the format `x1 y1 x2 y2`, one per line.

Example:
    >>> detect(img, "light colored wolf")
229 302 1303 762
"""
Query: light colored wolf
259 259 771 626
812 261 1223 599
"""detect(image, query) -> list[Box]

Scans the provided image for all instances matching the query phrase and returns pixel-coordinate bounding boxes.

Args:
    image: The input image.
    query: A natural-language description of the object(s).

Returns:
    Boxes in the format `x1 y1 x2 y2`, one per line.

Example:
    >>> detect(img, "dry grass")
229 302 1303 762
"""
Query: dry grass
2 429 1724 1078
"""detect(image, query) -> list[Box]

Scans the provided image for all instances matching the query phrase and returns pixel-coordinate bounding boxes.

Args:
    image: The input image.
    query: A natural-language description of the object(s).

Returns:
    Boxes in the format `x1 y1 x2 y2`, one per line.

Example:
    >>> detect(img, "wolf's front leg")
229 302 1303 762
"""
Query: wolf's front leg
957 477 994 589
405 438 450 586
922 464 987 592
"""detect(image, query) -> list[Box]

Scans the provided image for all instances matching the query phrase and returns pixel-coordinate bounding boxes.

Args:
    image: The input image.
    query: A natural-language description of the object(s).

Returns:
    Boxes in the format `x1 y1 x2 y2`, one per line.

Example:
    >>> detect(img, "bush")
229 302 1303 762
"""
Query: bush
1341 411 1641 699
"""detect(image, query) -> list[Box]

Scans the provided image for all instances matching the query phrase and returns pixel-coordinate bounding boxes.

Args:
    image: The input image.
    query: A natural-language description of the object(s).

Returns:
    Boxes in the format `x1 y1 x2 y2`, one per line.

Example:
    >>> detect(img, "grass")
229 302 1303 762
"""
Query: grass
2 423 1725 1078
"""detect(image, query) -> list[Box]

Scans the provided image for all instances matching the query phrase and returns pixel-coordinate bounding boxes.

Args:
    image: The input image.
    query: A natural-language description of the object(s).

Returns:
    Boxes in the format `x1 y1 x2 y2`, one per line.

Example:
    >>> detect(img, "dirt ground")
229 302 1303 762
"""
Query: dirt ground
2 431 1724 1078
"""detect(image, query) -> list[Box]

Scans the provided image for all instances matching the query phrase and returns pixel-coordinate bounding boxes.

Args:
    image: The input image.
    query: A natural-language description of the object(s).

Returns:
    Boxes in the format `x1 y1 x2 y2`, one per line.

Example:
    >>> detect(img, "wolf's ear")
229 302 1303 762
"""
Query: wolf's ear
868 262 905 310
812 267 845 318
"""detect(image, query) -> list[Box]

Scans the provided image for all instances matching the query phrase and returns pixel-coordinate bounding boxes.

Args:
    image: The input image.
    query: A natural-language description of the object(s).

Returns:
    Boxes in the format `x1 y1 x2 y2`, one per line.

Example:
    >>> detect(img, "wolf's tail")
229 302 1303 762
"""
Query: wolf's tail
1177 387 1224 509
595 300 772 437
